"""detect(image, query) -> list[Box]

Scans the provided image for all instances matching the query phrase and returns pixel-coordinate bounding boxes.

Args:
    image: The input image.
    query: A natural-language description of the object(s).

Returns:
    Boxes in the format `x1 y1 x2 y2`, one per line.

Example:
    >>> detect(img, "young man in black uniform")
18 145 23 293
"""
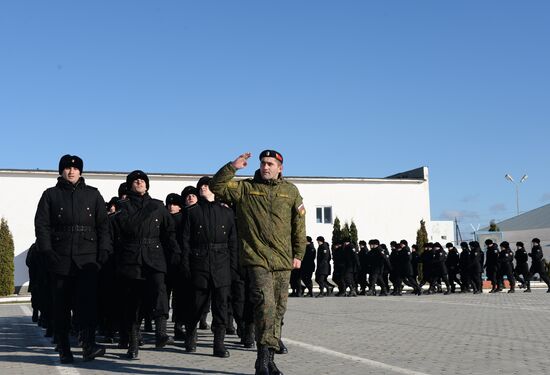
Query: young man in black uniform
528 238 550 292
181 177 238 358
35 154 112 363
114 170 181 359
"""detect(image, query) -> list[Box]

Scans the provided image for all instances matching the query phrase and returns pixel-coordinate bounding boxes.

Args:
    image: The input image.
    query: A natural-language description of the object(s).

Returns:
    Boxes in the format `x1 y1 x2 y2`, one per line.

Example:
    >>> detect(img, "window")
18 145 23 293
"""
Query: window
316 206 333 224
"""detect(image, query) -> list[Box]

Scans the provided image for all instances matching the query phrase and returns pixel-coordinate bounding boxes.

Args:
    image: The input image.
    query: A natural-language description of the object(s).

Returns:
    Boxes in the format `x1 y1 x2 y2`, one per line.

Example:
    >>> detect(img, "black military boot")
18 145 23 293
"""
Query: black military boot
199 316 210 330
185 325 197 352
275 338 288 354
57 333 74 364
81 328 106 362
155 316 174 348
269 348 284 375
174 322 185 341
255 345 270 375
127 324 139 360
143 318 153 332
241 322 255 348
213 327 230 358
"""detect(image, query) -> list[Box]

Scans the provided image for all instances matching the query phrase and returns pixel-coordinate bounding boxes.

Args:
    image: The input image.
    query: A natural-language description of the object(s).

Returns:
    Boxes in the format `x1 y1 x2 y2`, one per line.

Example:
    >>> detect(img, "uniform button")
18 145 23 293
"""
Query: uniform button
155 219 158 222
60 207 64 210
89 214 92 217
58 215 61 218
199 225 202 228
156 245 159 248
87 207 90 210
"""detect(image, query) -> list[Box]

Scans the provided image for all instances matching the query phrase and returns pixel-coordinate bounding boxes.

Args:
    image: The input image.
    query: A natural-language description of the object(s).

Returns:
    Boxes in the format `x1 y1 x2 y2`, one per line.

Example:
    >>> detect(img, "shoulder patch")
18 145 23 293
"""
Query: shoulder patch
298 203 306 216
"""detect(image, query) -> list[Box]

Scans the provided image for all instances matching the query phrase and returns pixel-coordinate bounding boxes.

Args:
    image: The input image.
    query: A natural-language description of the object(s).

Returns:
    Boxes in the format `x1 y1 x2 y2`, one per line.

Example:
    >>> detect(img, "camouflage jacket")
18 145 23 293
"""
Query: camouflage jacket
210 162 306 271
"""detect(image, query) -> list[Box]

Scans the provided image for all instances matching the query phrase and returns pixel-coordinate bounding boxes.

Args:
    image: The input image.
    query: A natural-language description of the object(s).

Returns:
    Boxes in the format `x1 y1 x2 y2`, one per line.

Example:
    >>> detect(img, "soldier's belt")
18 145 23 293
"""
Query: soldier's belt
192 243 227 250
126 238 161 245
56 225 94 232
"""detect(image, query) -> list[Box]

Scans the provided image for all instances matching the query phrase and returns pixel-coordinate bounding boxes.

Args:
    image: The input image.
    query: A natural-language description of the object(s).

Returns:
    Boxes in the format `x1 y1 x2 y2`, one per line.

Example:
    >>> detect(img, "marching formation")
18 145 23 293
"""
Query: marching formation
25 153 548 375
290 237 550 298
28 150 306 375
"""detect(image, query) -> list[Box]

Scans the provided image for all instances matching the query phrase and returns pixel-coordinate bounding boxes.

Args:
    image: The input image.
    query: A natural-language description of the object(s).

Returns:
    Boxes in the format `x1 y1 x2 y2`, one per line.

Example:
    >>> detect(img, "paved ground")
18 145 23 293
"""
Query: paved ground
2 290 550 375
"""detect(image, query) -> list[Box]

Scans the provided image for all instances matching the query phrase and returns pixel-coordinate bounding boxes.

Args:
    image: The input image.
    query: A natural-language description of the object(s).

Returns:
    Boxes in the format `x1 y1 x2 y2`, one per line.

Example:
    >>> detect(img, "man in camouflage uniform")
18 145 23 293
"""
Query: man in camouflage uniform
210 150 306 375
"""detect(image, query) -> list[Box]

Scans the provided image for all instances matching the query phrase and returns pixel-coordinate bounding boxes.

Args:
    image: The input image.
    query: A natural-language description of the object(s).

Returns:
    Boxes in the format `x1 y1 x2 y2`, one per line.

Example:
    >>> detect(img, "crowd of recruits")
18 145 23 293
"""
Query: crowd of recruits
289 237 550 297
30 150 306 375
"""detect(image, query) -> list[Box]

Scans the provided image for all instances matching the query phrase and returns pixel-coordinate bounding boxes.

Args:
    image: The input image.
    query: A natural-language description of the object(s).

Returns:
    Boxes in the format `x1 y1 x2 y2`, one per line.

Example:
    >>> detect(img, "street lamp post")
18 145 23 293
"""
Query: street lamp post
504 174 528 216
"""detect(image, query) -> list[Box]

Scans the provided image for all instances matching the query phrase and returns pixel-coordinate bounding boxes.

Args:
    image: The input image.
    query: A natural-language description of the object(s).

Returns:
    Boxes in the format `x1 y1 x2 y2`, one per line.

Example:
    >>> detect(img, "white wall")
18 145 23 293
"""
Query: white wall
0 169 437 288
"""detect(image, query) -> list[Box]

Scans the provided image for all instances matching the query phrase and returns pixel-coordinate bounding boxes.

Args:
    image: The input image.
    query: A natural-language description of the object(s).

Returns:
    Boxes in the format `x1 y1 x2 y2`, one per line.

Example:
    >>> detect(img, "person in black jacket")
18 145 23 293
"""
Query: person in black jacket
514 241 530 291
420 243 434 292
165 193 186 340
485 239 500 293
410 244 420 283
431 242 451 295
357 240 370 295
397 240 422 295
459 242 471 292
366 240 387 296
114 170 181 359
314 236 332 297
469 241 483 294
498 241 516 293
445 243 462 293
34 154 112 363
300 236 316 297
182 176 238 358
528 238 550 292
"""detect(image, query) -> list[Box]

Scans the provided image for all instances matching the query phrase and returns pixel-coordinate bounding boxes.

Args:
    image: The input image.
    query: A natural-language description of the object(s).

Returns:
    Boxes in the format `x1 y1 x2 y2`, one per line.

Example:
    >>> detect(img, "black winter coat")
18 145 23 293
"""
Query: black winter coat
315 242 331 276
514 248 529 274
396 246 413 277
301 243 316 275
35 177 112 276
469 246 482 273
498 248 514 275
446 248 460 272
114 192 181 279
182 199 238 289
432 248 448 277
529 245 546 273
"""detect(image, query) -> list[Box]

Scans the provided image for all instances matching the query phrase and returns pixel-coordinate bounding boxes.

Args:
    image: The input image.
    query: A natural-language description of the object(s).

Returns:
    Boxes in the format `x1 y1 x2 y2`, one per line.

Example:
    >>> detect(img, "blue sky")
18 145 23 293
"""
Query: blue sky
1 1 549 239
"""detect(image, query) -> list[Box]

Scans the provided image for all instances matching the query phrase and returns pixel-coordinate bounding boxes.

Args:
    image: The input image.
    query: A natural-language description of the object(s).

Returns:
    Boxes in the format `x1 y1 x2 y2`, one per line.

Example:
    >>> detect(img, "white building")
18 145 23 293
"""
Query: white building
0 166 453 291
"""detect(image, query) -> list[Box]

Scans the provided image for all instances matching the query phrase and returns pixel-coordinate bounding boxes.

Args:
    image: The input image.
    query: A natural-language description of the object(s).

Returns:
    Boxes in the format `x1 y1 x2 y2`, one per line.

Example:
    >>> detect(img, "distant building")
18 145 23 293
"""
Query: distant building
0 166 453 291
481 204 550 256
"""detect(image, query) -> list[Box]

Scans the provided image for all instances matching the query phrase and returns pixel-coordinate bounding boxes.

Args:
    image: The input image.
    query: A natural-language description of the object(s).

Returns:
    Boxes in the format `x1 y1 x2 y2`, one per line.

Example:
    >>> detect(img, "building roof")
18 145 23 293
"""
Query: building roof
492 203 550 231
0 166 429 184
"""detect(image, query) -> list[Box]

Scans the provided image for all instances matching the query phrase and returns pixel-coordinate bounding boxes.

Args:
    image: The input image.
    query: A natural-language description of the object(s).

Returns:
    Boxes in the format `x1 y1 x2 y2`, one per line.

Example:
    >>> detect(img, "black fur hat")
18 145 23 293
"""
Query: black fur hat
165 193 182 208
58 154 83 175
126 170 149 190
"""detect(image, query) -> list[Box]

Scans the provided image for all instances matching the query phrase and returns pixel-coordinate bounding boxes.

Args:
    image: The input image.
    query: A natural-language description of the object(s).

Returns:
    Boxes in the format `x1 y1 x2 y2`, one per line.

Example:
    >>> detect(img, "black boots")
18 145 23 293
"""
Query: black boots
255 345 270 375
127 324 139 360
155 316 174 348
241 322 255 348
269 348 284 375
81 328 106 362
275 339 288 354
185 325 197 352
57 333 74 364
213 327 230 358
174 322 185 340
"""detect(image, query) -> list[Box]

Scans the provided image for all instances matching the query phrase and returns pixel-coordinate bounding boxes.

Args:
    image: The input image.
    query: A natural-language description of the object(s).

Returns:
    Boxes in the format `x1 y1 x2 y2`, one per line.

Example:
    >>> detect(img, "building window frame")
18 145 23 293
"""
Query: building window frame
316 206 333 224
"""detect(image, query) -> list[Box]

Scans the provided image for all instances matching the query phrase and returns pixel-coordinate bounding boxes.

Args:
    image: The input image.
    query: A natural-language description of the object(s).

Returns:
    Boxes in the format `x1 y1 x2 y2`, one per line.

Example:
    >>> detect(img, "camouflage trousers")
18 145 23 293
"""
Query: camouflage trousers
246 266 291 350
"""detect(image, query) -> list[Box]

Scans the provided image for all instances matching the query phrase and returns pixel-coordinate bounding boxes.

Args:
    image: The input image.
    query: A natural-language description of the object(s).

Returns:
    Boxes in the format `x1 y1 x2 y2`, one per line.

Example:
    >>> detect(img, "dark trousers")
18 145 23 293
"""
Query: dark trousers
448 269 461 291
121 270 168 331
190 283 229 330
369 271 386 293
529 266 550 288
486 265 498 289
228 278 245 327
315 273 328 293
300 271 314 293
52 265 98 336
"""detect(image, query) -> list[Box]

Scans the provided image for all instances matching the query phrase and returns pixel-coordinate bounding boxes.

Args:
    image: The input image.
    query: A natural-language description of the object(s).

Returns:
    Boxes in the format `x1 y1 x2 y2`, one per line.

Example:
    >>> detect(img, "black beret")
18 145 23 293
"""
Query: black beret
316 236 325 242
196 176 212 190
118 182 128 198
181 185 199 200
126 170 149 190
259 150 283 164
166 193 182 208
532 238 541 244
58 154 83 175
